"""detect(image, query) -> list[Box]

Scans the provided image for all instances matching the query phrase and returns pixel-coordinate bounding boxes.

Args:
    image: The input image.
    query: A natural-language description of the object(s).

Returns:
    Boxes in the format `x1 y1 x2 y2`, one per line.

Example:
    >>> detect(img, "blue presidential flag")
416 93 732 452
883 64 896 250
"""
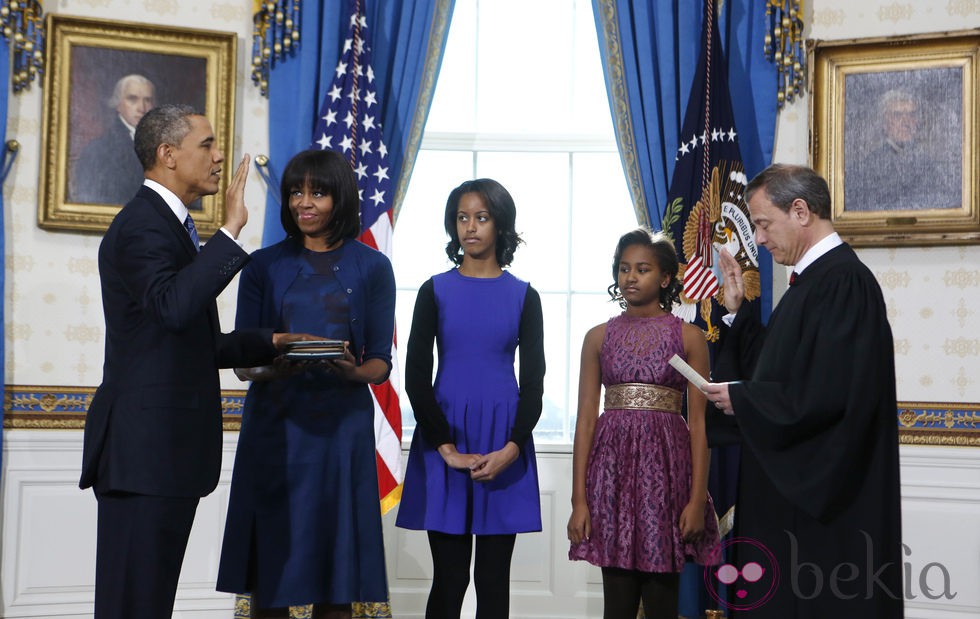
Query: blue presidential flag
663 3 760 345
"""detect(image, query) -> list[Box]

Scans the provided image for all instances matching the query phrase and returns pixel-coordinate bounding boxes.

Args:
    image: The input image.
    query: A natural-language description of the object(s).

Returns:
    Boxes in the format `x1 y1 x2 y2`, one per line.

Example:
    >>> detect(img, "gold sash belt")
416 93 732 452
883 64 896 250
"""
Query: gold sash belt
604 383 682 414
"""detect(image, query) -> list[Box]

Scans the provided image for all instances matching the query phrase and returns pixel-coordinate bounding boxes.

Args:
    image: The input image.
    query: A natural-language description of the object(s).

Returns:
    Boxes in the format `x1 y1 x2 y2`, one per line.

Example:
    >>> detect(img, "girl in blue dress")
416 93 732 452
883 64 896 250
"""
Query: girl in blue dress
217 150 395 619
396 178 545 619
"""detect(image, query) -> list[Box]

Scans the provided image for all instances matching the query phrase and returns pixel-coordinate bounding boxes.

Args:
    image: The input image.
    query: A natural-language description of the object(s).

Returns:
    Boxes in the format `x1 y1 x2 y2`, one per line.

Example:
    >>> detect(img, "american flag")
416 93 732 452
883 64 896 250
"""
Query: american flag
682 253 720 301
311 0 403 514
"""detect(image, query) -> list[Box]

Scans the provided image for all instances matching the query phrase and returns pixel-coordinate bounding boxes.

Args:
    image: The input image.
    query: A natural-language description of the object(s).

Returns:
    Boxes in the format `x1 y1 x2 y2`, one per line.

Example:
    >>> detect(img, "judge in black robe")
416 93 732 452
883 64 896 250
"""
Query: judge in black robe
704 164 903 618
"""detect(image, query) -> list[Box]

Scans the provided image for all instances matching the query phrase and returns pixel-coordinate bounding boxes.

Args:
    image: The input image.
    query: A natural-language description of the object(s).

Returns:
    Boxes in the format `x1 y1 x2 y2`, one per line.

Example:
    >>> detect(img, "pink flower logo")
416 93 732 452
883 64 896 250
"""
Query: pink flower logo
704 537 780 611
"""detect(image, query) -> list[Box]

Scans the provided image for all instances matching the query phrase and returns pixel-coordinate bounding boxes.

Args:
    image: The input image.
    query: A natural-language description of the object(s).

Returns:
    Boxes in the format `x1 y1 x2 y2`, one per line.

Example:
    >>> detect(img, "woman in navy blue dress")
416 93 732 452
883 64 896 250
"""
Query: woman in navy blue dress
217 150 394 619
396 178 545 619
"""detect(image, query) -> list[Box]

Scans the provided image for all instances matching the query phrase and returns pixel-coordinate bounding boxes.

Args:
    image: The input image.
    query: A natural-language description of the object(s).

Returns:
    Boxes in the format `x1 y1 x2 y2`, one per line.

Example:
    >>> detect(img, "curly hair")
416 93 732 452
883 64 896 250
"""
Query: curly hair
607 228 682 312
443 178 524 267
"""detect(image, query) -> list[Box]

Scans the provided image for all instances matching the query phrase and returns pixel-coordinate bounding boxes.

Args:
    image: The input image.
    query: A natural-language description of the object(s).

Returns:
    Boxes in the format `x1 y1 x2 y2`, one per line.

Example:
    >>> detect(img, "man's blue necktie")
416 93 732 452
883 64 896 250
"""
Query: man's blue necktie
184 214 200 251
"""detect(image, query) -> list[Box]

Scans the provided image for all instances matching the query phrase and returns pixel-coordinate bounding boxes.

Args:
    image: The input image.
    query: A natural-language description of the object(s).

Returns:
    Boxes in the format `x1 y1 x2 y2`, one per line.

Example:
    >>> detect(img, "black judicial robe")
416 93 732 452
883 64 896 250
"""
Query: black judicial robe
721 244 903 618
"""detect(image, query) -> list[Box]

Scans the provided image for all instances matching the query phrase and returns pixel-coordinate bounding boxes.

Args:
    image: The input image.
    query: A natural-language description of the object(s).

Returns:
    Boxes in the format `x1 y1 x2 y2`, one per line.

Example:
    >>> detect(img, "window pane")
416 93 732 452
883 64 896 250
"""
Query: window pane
572 0 614 135
536 291 570 443
475 151 571 291
424 0 477 133
477 0 574 134
393 150 473 290
566 292 624 432
395 288 419 438
570 152 639 293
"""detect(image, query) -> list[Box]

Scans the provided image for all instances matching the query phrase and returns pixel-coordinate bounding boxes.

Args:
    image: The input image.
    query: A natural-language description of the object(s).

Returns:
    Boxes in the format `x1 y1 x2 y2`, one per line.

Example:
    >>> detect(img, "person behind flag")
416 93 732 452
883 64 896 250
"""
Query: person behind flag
396 178 545 619
704 164 903 618
216 149 394 619
567 228 720 619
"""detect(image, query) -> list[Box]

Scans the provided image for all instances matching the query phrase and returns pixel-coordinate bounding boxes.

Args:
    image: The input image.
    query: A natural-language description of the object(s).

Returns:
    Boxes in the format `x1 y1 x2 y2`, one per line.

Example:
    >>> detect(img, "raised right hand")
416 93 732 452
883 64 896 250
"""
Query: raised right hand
222 154 251 238
718 248 745 314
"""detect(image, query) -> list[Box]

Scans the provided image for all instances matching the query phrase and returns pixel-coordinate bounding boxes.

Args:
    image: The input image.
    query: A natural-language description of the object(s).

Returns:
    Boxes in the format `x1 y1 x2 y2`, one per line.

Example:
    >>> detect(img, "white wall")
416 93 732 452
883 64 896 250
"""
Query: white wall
2 0 979 618
4 434 980 618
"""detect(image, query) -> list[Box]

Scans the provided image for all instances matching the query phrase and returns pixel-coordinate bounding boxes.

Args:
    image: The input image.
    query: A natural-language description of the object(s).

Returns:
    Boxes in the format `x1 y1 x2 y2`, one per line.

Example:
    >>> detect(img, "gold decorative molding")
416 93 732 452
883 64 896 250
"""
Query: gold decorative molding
5 386 978 447
898 401 980 446
4 385 247 430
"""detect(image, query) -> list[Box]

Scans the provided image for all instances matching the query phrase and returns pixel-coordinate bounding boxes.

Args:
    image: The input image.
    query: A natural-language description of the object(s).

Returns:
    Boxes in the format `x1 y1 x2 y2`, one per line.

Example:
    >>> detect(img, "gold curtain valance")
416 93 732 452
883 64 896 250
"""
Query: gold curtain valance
1 0 44 92
764 0 805 106
251 0 301 96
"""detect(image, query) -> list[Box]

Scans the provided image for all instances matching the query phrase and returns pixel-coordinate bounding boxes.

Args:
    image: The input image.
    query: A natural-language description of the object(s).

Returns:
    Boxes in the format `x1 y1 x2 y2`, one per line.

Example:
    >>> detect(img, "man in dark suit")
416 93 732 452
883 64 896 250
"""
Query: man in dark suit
80 104 306 619
71 74 156 205
704 164 902 618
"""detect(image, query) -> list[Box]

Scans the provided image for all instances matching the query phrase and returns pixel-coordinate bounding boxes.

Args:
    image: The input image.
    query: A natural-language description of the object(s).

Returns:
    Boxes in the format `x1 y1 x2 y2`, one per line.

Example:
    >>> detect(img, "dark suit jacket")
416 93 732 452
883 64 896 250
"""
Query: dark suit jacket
71 118 146 205
80 185 277 498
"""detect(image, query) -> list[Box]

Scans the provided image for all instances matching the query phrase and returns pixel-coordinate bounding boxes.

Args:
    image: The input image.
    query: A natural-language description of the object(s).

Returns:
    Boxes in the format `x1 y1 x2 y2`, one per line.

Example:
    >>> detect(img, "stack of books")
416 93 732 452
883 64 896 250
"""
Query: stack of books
283 339 347 360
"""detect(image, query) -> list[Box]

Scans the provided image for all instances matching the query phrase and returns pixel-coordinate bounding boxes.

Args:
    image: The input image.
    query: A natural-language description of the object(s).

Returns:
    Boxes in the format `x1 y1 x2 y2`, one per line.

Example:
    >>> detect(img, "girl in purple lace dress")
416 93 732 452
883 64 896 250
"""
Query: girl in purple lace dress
567 229 719 618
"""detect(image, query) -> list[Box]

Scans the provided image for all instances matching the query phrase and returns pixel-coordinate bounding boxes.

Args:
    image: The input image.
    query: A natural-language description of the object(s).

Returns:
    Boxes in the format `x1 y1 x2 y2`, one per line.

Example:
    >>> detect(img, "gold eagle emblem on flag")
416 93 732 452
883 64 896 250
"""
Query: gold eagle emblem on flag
674 161 761 341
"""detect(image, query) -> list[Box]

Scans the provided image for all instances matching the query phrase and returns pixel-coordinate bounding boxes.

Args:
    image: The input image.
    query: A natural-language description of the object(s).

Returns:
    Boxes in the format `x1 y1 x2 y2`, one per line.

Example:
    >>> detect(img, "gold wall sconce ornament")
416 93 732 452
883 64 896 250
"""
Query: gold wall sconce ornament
1 0 45 92
251 0 301 96
764 0 805 107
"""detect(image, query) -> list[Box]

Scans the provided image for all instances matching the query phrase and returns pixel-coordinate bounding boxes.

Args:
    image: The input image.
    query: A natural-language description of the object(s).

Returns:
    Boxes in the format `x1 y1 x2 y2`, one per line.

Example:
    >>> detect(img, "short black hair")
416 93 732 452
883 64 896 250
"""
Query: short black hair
133 104 198 170
608 228 681 312
279 150 361 245
443 178 523 267
745 163 832 220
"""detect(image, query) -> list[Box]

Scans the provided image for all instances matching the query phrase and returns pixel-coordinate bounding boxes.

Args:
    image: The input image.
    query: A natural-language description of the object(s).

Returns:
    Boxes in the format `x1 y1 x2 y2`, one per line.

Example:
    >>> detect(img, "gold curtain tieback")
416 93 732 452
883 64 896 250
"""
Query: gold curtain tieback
604 383 682 414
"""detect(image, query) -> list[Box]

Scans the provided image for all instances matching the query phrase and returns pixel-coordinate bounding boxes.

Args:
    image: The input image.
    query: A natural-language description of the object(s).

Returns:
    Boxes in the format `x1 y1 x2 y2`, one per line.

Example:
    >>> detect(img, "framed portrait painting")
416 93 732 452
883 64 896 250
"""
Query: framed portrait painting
38 15 237 236
809 30 980 246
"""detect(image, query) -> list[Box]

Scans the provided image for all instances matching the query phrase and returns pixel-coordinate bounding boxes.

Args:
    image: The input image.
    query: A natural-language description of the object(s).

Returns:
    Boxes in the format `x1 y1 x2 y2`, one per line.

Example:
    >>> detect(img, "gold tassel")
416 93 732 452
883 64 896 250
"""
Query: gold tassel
251 0 301 97
1 0 44 93
764 0 805 107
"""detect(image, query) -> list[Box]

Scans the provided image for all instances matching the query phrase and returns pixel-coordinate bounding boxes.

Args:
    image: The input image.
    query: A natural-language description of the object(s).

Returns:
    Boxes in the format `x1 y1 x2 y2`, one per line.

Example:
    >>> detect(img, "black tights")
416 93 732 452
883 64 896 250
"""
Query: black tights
425 531 516 619
600 567 679 619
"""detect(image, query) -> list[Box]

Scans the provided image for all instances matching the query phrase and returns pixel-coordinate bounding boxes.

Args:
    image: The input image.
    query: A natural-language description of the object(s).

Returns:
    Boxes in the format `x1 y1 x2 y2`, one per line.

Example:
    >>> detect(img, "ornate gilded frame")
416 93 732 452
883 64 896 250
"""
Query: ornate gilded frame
38 15 237 237
809 30 980 247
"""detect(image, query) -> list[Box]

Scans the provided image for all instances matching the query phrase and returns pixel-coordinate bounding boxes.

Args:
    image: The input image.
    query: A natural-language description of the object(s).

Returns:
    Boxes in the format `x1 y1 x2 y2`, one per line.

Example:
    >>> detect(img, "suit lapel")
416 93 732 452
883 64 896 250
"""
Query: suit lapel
137 185 198 258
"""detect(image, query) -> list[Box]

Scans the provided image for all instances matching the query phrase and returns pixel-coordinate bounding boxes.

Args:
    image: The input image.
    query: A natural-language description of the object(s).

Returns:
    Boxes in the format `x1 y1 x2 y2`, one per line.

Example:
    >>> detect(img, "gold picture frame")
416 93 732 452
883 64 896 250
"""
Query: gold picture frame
809 30 980 247
39 15 237 236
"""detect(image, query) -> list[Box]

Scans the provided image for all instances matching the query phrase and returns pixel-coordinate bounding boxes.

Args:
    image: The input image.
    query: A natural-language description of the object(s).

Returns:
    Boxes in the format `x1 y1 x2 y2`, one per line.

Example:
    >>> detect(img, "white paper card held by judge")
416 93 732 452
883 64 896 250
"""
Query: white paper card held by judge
668 354 709 393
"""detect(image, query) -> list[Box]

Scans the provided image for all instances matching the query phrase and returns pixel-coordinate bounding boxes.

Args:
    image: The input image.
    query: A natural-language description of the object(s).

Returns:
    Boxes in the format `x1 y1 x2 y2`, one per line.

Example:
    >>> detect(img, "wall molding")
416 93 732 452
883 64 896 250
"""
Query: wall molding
5 385 979 446
3 384 247 430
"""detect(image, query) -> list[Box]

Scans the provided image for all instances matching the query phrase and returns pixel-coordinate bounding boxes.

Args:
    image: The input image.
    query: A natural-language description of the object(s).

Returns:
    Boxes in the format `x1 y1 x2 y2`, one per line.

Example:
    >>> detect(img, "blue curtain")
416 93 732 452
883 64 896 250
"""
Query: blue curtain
263 0 455 245
591 0 777 230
